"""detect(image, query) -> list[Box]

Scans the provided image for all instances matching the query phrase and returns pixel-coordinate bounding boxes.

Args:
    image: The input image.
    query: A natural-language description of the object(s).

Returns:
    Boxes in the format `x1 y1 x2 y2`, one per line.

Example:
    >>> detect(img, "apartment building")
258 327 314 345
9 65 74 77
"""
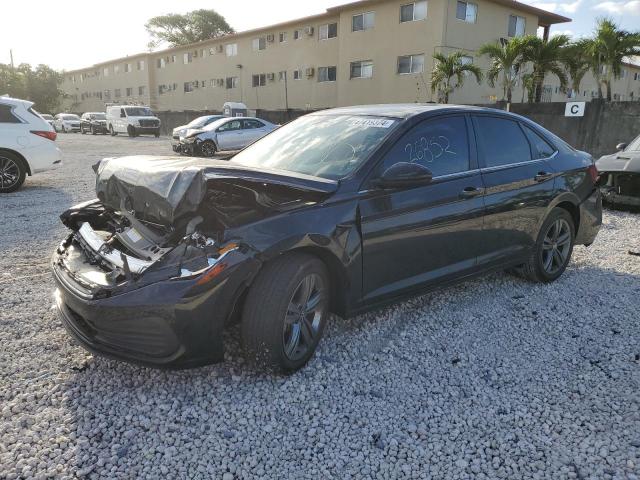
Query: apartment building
62 0 615 113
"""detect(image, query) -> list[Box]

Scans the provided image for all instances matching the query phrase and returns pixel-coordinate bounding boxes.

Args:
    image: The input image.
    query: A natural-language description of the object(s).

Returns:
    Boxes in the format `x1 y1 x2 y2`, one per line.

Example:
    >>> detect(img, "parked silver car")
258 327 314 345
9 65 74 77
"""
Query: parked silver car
172 115 225 150
179 117 278 157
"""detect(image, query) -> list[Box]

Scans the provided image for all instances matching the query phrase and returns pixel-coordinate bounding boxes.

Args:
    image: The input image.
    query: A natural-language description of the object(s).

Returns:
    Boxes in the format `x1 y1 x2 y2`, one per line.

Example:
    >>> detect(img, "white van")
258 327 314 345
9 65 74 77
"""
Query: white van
106 105 161 137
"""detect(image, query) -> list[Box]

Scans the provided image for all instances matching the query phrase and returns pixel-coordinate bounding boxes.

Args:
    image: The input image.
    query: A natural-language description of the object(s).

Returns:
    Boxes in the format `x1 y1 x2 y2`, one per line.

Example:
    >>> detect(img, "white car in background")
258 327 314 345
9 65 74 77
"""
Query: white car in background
0 96 62 193
53 113 81 133
171 115 225 151
40 113 55 128
179 117 278 157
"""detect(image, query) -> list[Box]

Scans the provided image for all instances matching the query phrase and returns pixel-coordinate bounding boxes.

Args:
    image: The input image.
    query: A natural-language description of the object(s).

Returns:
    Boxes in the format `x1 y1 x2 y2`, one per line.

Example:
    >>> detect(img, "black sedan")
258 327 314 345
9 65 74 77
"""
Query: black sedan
80 112 109 135
52 105 602 372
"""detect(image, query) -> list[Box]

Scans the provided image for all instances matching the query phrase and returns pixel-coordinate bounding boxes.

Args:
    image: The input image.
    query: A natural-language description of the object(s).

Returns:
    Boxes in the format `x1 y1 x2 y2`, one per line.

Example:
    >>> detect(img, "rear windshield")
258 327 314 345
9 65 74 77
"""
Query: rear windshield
90 113 106 120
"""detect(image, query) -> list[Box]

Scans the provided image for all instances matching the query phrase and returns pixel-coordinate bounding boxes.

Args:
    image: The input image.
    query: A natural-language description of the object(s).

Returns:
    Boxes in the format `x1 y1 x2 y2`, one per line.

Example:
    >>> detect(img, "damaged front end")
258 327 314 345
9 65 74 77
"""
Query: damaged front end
598 172 640 208
52 156 336 367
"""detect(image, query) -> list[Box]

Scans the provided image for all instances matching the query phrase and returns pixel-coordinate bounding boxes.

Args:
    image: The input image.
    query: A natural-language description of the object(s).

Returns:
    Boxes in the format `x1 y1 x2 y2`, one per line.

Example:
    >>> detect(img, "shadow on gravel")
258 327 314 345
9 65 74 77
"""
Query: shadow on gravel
54 262 640 477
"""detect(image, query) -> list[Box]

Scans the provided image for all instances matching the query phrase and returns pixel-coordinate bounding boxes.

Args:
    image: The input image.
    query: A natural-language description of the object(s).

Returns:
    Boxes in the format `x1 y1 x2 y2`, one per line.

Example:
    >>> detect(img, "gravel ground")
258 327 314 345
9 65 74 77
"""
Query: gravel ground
1 134 640 480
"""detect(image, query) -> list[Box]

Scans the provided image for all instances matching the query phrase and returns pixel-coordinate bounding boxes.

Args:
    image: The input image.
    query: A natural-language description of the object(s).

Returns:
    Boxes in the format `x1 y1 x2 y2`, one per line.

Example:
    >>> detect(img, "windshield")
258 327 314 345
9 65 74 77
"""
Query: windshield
125 107 153 117
626 135 640 152
231 115 399 180
187 116 217 128
63 115 80 120
90 113 106 120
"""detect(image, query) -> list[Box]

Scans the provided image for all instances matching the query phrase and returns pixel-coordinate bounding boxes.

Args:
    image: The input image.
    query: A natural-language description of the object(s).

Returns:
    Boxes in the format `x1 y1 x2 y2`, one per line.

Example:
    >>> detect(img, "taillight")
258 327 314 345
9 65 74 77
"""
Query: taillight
31 130 57 141
587 164 599 184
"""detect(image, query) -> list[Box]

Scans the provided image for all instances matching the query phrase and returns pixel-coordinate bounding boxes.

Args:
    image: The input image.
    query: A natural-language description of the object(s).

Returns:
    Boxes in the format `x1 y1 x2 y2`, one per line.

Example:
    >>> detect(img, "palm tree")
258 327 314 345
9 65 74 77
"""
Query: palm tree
590 18 640 101
561 42 591 99
478 37 528 104
430 51 483 104
522 34 570 103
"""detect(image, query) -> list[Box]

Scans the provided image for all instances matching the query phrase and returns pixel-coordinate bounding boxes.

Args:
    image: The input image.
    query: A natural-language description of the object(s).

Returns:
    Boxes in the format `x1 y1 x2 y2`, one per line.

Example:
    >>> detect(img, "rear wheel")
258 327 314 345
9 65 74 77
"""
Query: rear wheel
242 253 330 372
200 140 217 157
520 208 575 283
91 126 96 135
0 152 27 193
154 129 160 138
109 125 117 136
81 125 86 134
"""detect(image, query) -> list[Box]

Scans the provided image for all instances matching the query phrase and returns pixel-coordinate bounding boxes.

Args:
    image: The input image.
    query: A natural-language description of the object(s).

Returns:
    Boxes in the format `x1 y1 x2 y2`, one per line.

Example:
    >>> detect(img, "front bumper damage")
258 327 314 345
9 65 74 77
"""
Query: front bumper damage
598 172 640 208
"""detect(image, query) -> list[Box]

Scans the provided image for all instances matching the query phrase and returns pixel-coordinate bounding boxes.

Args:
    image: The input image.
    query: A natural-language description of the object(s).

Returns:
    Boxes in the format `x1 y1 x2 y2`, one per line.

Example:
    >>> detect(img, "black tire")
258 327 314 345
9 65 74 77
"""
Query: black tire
154 129 160 138
109 125 117 136
62 125 67 133
0 152 27 193
519 208 575 283
81 126 86 134
91 126 96 135
199 140 217 158
127 126 136 137
242 253 330 373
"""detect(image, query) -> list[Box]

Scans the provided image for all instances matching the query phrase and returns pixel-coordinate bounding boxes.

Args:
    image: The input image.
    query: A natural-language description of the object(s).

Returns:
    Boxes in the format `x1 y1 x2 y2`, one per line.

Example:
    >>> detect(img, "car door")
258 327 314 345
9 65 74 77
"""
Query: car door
241 119 266 146
215 120 242 150
359 115 486 302
471 115 558 267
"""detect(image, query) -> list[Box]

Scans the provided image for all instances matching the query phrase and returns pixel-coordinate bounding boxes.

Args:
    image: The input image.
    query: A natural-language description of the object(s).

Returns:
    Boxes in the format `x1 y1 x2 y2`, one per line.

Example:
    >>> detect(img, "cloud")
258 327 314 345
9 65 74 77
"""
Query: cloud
593 0 640 14
559 0 583 13
531 0 583 13
551 29 575 37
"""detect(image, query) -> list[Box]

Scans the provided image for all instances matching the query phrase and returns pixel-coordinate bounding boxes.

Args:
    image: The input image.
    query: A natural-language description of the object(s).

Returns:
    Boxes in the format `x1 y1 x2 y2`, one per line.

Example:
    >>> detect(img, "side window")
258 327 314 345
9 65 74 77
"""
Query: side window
379 116 470 177
120 108 126 117
0 104 21 123
474 117 531 168
243 119 265 129
522 124 556 159
219 120 241 132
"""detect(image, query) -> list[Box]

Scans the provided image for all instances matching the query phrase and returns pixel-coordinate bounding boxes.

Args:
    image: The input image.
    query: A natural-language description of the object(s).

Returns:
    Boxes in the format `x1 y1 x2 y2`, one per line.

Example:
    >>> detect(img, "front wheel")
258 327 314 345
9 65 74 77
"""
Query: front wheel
199 140 217 158
109 125 117 136
0 152 27 193
242 253 330 373
81 126 86 134
127 125 136 137
91 126 96 135
519 208 575 283
154 129 160 138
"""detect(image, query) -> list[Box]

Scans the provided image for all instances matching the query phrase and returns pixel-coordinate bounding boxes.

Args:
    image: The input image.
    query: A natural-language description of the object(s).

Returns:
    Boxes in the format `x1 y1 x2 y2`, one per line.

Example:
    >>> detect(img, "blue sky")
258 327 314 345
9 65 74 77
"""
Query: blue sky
1 0 638 71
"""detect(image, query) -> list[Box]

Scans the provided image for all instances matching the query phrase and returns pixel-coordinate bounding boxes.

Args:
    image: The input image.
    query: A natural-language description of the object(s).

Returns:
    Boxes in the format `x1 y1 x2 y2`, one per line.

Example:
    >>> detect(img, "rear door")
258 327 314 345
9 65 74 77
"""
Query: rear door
241 119 267 145
471 115 558 267
359 114 486 302
216 119 243 150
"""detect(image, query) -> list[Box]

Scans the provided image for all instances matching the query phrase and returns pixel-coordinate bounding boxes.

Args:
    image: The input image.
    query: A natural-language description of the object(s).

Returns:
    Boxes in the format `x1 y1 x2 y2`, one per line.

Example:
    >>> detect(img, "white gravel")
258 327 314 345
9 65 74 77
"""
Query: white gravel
1 134 640 479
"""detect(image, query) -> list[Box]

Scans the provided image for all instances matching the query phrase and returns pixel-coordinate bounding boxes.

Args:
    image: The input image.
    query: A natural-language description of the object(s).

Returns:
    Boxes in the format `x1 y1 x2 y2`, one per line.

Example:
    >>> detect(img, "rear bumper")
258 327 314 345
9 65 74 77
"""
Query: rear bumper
575 188 603 245
27 143 63 174
52 250 259 369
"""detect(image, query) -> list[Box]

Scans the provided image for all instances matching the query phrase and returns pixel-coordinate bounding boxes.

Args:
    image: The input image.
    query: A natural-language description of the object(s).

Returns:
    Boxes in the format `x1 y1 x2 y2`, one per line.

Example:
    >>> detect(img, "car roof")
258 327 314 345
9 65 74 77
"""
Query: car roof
310 103 515 119
0 96 34 109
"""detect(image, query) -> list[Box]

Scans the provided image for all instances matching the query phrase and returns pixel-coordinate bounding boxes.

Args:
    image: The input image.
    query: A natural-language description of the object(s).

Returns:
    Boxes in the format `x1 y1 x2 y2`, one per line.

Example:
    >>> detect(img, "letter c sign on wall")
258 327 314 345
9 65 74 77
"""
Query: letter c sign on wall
565 102 586 117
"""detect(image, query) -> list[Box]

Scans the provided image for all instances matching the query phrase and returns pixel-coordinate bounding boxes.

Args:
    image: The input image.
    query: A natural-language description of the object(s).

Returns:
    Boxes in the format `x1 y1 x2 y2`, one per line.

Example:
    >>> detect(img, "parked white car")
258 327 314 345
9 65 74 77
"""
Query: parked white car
179 117 278 157
0 96 62 193
40 114 55 128
53 113 81 133
106 105 161 137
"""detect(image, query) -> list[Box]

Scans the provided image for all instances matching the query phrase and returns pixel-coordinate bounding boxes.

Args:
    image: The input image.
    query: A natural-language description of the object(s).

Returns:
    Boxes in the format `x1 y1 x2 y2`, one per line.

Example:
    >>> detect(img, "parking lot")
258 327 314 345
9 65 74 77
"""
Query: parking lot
1 133 640 479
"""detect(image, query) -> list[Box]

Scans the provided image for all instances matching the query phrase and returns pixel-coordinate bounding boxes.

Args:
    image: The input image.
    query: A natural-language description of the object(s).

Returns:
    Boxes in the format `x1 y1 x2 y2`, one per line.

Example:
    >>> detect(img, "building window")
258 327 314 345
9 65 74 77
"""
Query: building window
226 44 238 57
138 86 146 95
460 55 474 75
279 32 287 42
184 52 193 64
319 23 338 40
226 77 238 89
278 71 287 81
114 65 120 74
103 67 109 77
456 1 477 23
350 60 373 79
157 58 166 69
137 60 145 71
398 54 425 74
252 74 267 87
104 90 111 99
318 66 337 82
124 63 132 73
293 69 302 80
508 15 526 37
125 87 133 96
293 29 303 40
184 82 194 93
352 12 375 31
253 37 267 51
400 1 428 22
114 89 121 98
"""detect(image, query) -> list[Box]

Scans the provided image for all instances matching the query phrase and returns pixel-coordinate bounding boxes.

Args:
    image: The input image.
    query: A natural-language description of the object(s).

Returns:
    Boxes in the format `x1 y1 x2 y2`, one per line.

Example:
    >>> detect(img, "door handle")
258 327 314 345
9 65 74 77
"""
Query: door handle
460 186 484 199
534 171 553 182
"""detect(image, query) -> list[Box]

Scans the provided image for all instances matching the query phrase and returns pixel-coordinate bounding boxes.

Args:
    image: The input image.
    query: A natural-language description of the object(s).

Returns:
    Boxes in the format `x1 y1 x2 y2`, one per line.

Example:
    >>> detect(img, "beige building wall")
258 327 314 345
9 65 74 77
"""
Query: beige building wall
60 0 638 114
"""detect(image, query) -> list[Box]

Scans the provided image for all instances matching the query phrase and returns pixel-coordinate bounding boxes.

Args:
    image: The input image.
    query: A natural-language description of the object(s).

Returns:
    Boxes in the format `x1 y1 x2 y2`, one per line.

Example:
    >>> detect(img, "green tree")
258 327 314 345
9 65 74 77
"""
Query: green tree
561 41 591 99
590 18 640 101
430 51 483 104
478 37 528 103
522 34 570 103
146 9 235 48
0 63 62 113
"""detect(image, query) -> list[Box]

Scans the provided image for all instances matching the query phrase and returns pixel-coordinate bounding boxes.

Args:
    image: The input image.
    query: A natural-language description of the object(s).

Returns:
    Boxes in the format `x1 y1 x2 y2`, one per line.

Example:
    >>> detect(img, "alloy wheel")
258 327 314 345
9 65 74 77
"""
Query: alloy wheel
283 274 325 361
541 218 572 274
201 141 216 157
0 156 20 190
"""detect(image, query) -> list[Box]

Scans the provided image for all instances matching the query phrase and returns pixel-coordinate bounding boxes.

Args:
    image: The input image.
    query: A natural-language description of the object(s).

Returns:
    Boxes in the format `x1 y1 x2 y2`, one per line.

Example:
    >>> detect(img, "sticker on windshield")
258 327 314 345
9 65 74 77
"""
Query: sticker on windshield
348 118 395 128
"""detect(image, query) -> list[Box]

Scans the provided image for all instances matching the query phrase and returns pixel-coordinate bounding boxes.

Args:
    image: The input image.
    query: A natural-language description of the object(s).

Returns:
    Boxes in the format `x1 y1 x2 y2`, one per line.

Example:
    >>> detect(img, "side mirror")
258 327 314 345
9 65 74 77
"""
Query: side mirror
616 143 627 152
120 112 126 118
377 162 433 189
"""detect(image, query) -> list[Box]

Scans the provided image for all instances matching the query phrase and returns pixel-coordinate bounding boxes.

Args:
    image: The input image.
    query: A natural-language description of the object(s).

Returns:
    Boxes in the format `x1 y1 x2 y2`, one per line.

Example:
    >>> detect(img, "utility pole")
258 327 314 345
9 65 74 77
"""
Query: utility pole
9 49 14 69
284 71 289 115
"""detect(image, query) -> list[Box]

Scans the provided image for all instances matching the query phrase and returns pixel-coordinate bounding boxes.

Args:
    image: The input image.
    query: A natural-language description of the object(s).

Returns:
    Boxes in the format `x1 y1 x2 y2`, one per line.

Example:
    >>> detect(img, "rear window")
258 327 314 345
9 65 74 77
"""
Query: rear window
474 116 532 168
522 124 556 159
0 104 21 123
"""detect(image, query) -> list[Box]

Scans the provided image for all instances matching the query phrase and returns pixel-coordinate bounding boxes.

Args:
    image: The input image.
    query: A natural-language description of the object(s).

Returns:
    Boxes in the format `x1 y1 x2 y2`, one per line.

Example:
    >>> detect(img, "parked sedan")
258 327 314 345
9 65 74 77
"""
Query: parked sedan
179 117 278 157
80 112 109 135
53 114 81 133
596 134 640 207
40 114 55 128
171 115 225 150
52 105 602 373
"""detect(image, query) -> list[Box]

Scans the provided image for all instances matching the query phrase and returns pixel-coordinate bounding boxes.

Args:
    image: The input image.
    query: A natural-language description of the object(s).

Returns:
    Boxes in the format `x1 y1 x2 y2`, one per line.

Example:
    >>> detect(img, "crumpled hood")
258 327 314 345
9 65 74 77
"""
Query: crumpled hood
94 156 337 226
596 152 640 173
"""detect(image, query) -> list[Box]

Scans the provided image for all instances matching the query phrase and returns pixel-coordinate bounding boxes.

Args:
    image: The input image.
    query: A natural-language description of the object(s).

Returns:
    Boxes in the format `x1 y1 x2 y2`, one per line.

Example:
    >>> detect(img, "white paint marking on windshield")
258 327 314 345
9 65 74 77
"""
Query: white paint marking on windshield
348 118 395 128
